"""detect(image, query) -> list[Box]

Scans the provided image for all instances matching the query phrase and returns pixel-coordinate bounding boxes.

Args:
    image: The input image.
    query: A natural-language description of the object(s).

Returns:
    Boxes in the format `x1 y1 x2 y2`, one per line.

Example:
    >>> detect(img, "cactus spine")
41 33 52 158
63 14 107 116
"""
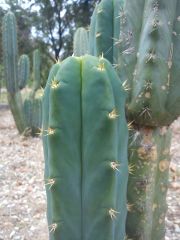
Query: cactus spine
2 11 26 133
73 27 89 56
42 55 128 240
89 0 180 239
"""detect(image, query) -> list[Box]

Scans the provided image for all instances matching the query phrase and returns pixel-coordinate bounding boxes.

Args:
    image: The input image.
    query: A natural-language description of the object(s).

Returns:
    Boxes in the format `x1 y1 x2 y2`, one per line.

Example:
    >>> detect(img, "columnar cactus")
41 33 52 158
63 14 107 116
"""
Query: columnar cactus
2 11 42 136
2 11 26 133
89 0 124 64
123 0 180 127
42 55 128 240
127 127 171 239
24 96 42 136
73 27 89 56
18 54 30 90
31 49 41 98
23 49 42 136
89 0 180 239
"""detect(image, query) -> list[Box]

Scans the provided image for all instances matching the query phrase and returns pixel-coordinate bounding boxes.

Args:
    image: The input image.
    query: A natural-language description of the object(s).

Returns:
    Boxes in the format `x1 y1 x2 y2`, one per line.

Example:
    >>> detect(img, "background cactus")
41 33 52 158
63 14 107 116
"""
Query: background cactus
18 54 30 90
23 48 42 136
89 0 124 63
42 55 128 239
89 0 180 239
31 49 41 99
2 11 42 136
2 11 26 133
73 27 89 56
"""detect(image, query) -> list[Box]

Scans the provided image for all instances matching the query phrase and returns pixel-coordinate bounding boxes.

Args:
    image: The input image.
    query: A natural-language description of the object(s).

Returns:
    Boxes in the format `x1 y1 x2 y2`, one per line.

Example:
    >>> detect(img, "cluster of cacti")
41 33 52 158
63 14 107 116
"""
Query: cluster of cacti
2 11 42 136
42 55 128 239
86 0 180 239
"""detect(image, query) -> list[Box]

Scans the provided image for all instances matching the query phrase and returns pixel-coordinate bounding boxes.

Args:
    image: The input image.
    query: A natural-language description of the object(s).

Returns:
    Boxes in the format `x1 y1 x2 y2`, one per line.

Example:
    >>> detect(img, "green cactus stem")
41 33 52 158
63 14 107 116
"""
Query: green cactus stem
31 49 41 99
89 0 124 64
42 55 128 240
117 0 180 127
2 11 26 133
89 0 180 239
24 95 42 137
42 63 60 228
126 126 171 240
18 54 30 90
73 27 89 56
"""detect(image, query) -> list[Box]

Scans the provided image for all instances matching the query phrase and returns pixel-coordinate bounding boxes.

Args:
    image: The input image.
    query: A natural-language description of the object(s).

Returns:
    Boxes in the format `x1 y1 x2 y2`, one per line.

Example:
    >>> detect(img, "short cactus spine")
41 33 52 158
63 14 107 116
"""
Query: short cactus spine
42 55 128 239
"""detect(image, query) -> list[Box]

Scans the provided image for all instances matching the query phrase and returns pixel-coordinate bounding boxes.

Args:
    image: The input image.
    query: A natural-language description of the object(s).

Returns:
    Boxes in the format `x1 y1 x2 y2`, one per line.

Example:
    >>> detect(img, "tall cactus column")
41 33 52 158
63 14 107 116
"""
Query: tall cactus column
42 55 128 240
120 0 180 239
89 0 180 239
2 11 26 133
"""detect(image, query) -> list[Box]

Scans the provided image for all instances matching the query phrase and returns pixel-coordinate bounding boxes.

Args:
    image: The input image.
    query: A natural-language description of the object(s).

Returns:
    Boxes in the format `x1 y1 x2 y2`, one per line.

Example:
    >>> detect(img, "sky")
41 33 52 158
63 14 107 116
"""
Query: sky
0 0 35 10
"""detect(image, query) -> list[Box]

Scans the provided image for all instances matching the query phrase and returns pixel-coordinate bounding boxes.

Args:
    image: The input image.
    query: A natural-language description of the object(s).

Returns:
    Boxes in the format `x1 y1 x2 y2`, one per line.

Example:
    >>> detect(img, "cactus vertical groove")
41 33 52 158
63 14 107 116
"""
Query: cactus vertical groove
43 55 128 240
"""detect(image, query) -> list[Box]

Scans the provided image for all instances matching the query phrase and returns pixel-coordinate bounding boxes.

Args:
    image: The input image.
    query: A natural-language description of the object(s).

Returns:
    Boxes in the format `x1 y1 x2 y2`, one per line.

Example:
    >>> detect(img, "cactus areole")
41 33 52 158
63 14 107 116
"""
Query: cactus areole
42 55 128 240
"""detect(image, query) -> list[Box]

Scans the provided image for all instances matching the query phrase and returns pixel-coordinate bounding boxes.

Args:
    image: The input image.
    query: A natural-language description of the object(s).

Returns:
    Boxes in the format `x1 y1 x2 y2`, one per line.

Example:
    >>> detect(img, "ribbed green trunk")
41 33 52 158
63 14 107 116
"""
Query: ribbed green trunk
73 27 89 56
42 55 128 240
127 127 171 240
2 11 27 134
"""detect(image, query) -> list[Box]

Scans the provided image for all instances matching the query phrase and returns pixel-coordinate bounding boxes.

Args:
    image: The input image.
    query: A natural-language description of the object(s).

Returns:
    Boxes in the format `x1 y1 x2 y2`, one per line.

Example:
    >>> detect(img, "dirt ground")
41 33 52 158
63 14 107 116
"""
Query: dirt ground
0 106 179 240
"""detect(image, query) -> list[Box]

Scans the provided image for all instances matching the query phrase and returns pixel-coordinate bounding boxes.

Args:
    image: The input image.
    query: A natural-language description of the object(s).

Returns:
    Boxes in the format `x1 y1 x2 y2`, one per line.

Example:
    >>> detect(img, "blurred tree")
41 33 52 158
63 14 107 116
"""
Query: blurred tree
0 0 98 86
29 0 98 60
73 0 99 27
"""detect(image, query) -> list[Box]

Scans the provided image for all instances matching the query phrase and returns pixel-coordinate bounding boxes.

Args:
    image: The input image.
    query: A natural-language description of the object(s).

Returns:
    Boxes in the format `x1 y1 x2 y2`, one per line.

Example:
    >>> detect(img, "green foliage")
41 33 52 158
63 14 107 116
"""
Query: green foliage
42 55 128 239
18 54 30 90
